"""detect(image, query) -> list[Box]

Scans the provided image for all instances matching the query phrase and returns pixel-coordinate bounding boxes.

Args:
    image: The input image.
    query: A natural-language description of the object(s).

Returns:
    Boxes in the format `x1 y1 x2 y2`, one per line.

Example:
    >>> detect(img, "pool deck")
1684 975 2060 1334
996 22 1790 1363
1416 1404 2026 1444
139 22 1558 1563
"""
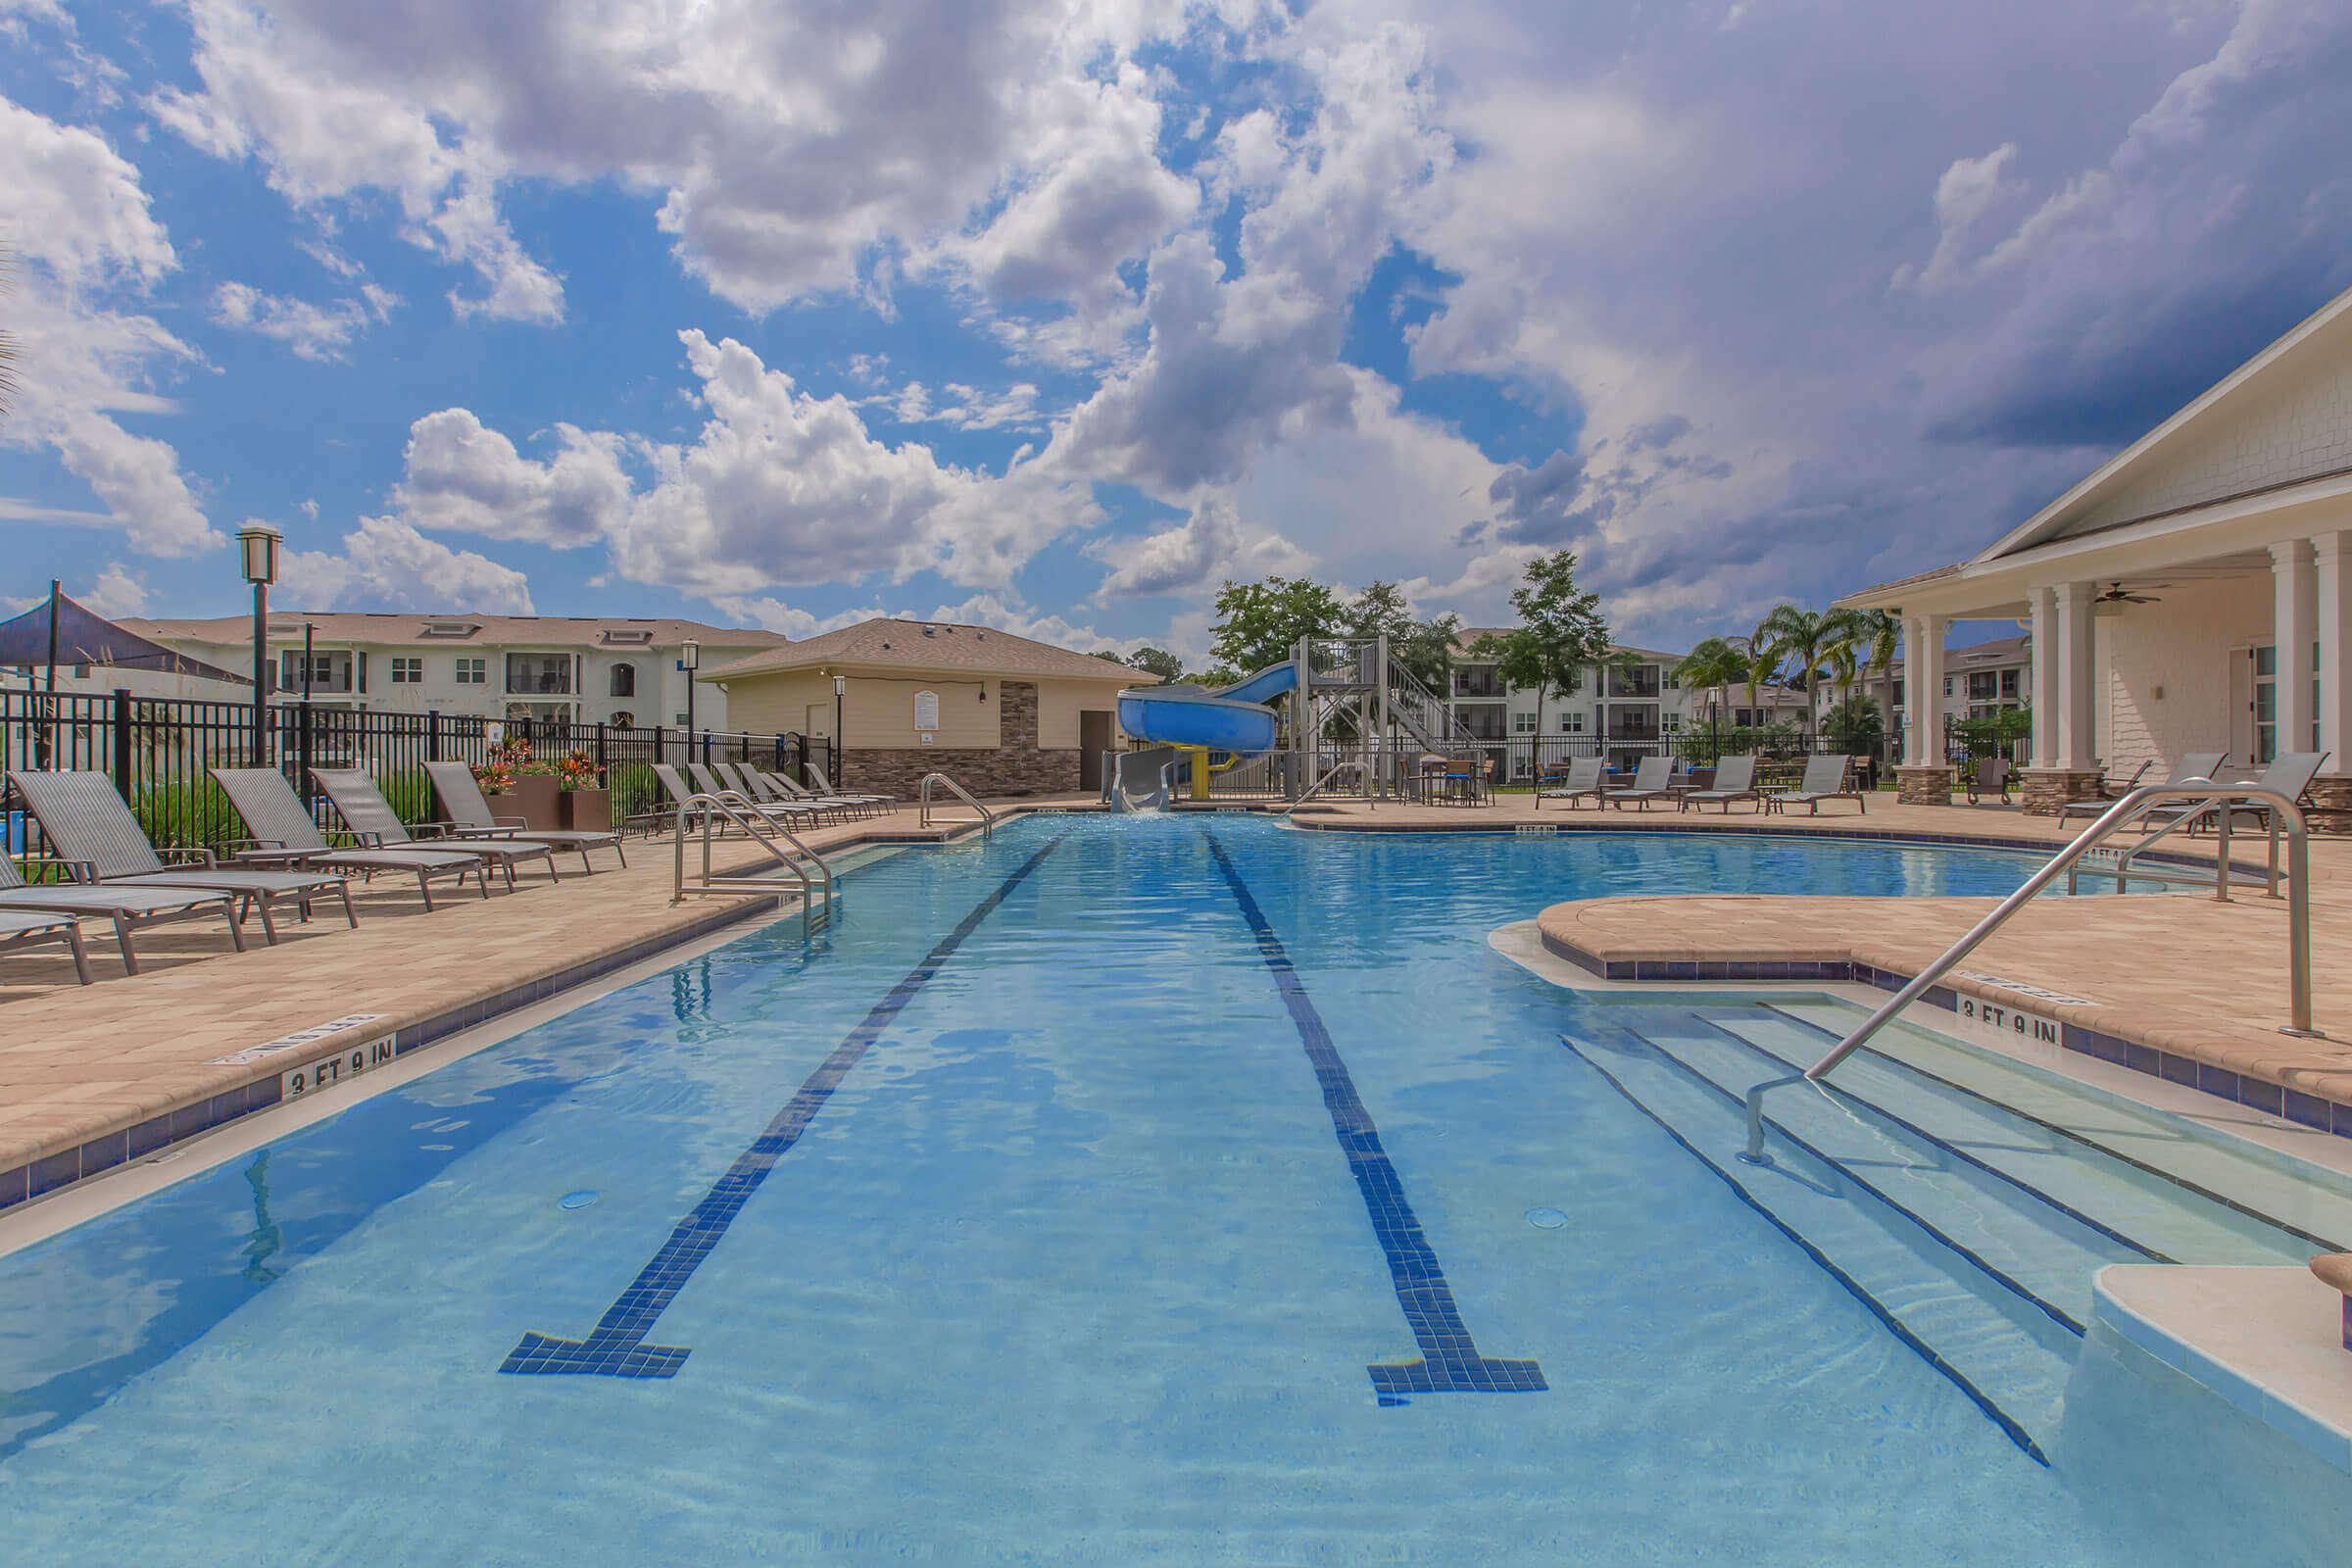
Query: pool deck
0 799 1085 1206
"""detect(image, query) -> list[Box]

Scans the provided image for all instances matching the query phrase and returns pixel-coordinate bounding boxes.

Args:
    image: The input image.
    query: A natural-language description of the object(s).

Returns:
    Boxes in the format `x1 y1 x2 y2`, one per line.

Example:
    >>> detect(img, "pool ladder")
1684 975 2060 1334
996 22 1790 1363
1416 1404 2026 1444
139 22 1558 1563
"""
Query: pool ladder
1739 780 2319 1165
670 790 840 940
918 771 996 839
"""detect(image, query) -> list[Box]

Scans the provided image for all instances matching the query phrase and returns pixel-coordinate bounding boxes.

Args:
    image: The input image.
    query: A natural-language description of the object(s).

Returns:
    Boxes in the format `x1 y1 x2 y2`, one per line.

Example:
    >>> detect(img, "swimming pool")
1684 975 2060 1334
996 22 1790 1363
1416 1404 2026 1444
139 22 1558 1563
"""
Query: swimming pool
2 814 2345 1562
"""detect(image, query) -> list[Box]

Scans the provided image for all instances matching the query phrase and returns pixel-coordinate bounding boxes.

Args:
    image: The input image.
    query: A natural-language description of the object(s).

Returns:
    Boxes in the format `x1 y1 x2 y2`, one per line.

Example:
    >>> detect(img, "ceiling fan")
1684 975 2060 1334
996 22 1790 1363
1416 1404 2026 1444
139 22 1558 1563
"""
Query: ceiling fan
2092 581 2166 606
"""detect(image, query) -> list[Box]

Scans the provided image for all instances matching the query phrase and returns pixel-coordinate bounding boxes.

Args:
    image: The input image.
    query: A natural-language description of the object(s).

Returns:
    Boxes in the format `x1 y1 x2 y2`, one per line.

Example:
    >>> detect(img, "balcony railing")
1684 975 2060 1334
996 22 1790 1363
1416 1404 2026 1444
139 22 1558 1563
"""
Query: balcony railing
506 658 574 696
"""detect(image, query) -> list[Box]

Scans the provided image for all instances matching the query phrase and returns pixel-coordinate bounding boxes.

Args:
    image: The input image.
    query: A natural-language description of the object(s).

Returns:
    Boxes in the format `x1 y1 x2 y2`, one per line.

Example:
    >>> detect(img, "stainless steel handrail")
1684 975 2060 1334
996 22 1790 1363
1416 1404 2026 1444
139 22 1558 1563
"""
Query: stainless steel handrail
1281 759 1371 814
1738 781 2320 1166
670 790 839 940
918 771 996 838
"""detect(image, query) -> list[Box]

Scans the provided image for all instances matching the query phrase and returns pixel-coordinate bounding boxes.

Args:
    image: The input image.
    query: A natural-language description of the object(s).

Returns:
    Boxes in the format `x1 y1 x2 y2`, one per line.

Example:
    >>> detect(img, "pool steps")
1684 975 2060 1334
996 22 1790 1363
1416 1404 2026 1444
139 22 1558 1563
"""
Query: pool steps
1569 999 2330 1458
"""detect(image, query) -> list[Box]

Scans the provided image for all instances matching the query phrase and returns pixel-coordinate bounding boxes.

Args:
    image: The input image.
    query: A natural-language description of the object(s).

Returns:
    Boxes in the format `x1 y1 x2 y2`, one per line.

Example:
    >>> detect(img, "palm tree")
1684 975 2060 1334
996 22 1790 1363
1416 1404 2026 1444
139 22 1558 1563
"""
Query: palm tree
1826 607 1901 757
1752 604 1841 736
1673 636 1751 745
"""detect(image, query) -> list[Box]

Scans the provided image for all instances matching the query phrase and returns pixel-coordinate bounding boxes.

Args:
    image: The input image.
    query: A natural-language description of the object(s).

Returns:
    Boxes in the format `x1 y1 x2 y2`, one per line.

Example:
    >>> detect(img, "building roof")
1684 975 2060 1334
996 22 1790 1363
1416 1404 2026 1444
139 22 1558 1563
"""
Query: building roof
1448 630 1701 663
123 612 787 651
702 617 1145 683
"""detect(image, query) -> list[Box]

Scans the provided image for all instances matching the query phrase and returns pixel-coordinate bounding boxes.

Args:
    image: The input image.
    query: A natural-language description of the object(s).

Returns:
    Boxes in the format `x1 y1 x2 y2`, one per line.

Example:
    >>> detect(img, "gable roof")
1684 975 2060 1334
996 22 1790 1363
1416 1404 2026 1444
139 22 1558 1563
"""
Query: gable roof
703 618 1144 683
123 612 786 651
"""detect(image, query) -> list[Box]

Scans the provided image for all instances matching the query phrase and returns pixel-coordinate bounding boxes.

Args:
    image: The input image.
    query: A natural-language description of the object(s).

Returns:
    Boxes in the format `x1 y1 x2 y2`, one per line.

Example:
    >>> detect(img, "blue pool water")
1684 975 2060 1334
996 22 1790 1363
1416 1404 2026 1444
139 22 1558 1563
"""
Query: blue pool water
2 815 2346 1562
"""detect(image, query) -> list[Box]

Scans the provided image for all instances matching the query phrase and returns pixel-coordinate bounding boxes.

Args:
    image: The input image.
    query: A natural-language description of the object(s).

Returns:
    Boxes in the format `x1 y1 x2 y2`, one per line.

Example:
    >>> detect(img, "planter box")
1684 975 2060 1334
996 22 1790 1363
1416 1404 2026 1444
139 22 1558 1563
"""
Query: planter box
511 773 564 833
563 788 611 832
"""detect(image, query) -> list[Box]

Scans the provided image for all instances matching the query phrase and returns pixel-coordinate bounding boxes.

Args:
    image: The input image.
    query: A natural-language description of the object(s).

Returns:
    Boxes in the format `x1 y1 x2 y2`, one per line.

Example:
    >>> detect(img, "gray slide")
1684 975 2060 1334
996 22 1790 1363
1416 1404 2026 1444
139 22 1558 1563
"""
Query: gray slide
1104 747 1178 812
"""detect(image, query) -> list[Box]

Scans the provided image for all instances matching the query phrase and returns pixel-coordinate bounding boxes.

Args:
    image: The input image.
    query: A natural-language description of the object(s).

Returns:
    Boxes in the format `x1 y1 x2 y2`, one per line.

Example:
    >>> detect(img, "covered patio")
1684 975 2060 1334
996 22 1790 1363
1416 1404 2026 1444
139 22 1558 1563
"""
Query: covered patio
1842 282 2352 826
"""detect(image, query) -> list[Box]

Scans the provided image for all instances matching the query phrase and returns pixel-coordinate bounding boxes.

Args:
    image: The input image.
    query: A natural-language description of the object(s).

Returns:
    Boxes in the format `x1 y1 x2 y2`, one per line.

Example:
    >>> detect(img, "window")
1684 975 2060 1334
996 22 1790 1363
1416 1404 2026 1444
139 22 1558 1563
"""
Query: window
1511 710 1538 734
1942 676 1953 698
610 662 636 698
1664 671 1680 690
506 654 571 694
2000 668 2020 700
455 657 487 685
1561 710 1586 734
1662 712 1683 734
390 656 422 684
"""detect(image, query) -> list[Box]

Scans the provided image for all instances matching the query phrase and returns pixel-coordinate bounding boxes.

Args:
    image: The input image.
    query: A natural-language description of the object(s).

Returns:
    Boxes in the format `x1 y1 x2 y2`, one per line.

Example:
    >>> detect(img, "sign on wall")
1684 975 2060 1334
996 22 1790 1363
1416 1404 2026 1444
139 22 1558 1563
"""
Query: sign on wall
913 689 940 731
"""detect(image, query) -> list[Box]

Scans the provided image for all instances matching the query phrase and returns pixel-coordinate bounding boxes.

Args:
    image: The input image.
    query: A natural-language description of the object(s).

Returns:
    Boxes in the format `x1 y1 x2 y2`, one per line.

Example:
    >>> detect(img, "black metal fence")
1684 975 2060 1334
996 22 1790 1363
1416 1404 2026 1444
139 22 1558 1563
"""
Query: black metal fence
2 687 826 859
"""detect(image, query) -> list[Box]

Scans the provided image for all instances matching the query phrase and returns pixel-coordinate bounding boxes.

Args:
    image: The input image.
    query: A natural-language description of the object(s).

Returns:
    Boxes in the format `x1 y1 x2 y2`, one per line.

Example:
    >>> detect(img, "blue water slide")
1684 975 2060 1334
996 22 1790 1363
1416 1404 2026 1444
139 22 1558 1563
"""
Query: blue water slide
1116 662 1298 755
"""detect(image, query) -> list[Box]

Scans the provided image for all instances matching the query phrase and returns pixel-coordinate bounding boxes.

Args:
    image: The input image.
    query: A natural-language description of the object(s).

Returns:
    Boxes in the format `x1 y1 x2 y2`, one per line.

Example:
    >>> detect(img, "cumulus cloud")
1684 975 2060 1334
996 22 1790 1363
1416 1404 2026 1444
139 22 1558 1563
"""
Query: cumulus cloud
211 279 399 361
277 515 535 612
0 94 215 558
78 562 150 619
1091 497 1314 598
392 409 631 547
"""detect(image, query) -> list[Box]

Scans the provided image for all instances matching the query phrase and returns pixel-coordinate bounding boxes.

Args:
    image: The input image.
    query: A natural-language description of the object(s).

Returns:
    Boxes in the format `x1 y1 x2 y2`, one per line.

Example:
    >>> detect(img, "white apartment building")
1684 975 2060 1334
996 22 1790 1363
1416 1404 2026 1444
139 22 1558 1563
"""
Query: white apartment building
105 612 787 732
1446 634 1812 773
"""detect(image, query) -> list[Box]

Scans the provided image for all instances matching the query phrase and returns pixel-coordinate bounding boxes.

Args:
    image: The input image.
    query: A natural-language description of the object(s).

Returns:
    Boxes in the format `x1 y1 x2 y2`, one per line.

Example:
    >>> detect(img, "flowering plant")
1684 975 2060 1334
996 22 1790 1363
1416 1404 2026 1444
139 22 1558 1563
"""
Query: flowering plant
472 759 517 796
552 748 604 792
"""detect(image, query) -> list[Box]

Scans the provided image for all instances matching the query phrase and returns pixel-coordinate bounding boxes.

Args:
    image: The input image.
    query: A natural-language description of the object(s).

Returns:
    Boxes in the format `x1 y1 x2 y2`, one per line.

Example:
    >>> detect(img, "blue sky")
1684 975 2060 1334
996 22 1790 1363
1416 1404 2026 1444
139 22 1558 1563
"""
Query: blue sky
6 0 2351 660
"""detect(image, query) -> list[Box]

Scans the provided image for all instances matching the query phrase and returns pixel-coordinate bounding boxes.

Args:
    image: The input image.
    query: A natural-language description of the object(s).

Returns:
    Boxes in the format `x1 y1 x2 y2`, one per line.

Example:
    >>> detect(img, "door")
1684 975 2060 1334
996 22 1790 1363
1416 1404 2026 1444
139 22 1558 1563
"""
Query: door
1079 710 1111 791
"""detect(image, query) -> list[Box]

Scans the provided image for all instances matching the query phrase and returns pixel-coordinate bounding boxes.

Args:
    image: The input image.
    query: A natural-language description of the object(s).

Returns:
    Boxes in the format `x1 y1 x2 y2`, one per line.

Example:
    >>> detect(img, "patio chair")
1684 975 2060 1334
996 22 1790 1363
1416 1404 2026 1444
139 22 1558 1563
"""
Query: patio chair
1679 753 1762 813
717 763 859 823
2113 750 2233 832
657 762 824 833
755 765 885 816
2055 756 2178 826
1774 754 1865 815
213 767 493 909
0 891 93 984
1606 755 1678 811
423 760 624 873
1962 756 2012 806
0 851 241 976
312 768 559 889
9 769 354 943
2171 751 2330 838
1536 756 1605 810
802 761 895 809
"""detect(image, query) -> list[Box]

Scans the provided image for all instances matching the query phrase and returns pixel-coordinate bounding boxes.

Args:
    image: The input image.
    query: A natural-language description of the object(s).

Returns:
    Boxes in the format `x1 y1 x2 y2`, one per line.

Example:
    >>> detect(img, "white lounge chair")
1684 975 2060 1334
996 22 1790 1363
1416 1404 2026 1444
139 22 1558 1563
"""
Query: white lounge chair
1536 756 1605 809
1607 755 1678 811
1774 754 1865 814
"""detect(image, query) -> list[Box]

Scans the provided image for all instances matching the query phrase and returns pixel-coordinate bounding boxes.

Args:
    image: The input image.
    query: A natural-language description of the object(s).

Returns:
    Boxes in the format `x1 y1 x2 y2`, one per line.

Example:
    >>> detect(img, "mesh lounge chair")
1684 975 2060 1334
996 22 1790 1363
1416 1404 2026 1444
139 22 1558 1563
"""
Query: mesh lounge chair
423 760 623 873
2165 751 2330 837
655 762 821 833
10 769 354 943
752 765 883 816
214 767 493 908
1679 754 1761 812
716 763 856 823
803 761 894 809
312 768 558 888
0 889 93 984
1536 756 1605 809
0 852 241 976
1775 754 1865 814
1607 755 1678 811
2057 755 2202 826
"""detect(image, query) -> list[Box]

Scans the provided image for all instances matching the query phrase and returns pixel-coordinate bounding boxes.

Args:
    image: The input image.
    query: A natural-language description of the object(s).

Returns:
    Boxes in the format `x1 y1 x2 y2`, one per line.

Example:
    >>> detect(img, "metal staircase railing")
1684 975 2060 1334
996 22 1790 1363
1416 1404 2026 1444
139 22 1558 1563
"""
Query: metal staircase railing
1737 780 2320 1166
918 771 996 838
1280 759 1372 815
670 790 839 939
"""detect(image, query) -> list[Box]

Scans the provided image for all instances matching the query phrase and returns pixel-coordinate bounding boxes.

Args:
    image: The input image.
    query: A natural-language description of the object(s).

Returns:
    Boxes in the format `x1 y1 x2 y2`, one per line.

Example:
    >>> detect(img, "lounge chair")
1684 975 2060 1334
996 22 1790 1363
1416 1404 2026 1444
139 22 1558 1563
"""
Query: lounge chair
1962 756 2012 806
2058 754 2205 826
2168 751 2329 837
0 894 92 984
716 763 858 823
656 762 823 833
213 767 493 909
753 765 884 816
1679 754 1761 812
1774 754 1866 814
802 761 895 809
1607 755 1678 811
9 769 354 943
312 767 559 888
423 760 624 872
1536 756 1605 809
0 852 242 976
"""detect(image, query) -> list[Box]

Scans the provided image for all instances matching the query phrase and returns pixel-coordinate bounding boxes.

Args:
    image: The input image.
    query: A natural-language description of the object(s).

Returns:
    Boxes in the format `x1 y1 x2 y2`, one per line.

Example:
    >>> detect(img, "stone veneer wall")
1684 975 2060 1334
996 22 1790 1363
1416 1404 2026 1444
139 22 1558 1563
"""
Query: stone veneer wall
839 680 1080 798
2019 767 2106 816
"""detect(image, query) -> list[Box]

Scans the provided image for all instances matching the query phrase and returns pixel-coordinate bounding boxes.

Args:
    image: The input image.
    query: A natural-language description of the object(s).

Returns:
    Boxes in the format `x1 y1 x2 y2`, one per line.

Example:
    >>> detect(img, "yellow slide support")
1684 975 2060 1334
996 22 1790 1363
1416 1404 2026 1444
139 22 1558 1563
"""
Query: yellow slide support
1178 745 1246 800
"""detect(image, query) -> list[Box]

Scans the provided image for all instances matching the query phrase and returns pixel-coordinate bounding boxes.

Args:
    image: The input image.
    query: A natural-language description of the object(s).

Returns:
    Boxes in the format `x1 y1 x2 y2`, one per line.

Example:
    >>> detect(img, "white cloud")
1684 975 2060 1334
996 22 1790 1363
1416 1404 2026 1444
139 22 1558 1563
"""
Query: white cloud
0 94 216 559
277 515 534 612
79 562 150 618
862 379 1049 432
392 408 631 547
1892 143 2022 291
1091 496 1313 597
211 279 399 361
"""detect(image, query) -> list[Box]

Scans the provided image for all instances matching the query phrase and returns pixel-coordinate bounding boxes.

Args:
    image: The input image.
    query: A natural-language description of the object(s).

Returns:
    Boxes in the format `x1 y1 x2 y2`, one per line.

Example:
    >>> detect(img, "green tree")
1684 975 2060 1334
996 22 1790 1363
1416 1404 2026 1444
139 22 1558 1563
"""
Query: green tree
1825 607 1901 734
1752 604 1842 734
1124 646 1185 682
1672 636 1751 734
1207 575 1348 675
1345 579 1460 690
1822 695 1885 755
1471 551 1616 742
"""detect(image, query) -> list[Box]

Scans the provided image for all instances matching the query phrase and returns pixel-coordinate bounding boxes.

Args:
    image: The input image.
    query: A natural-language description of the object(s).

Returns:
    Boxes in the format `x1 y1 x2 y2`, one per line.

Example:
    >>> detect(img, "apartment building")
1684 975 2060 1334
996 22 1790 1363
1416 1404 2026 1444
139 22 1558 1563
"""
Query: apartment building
115 612 786 732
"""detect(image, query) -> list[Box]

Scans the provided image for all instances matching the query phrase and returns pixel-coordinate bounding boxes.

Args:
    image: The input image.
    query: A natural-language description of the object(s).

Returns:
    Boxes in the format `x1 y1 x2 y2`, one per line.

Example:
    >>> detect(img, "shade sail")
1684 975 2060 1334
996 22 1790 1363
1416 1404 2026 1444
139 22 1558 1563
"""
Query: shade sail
0 591 250 685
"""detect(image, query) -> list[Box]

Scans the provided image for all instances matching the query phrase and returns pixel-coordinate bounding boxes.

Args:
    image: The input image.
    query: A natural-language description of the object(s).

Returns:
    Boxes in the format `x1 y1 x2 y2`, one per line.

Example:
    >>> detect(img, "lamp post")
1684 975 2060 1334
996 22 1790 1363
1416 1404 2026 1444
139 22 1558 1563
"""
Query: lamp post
833 672 846 789
681 638 701 747
237 525 281 762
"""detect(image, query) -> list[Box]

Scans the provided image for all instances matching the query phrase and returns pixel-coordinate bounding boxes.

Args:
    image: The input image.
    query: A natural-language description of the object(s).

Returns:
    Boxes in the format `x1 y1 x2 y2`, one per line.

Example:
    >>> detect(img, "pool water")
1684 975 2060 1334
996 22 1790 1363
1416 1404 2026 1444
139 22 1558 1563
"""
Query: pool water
2 814 2345 1563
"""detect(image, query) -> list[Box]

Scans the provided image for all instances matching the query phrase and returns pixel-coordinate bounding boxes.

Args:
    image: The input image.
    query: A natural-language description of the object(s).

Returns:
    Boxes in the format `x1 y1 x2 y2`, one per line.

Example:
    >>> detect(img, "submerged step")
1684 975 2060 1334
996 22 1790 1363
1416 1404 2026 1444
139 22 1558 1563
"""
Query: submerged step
1563 1025 2075 1460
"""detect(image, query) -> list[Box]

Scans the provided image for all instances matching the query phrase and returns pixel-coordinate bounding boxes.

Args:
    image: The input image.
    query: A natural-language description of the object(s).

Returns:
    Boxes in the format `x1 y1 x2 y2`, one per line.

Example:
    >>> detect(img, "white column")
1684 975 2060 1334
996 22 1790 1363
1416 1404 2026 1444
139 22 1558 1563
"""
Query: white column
2054 582 2098 771
1904 613 1946 768
2316 530 2352 770
2273 539 2317 759
2028 585 2059 769
1899 615 1924 765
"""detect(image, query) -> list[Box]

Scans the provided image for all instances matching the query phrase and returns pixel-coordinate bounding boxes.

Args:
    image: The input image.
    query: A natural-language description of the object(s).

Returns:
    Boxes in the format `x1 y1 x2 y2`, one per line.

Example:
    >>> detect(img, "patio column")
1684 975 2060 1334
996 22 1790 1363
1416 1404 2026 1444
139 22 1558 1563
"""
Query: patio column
2028 585 2059 769
2273 538 2316 760
1895 612 1948 805
2053 582 2098 771
2311 529 2352 832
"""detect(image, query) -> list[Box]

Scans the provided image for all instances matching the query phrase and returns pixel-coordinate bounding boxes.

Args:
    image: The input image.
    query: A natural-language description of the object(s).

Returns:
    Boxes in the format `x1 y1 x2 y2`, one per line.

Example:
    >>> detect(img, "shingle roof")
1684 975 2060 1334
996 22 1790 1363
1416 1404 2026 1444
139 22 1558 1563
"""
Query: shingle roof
123 612 787 651
702 617 1146 683
1835 562 1961 605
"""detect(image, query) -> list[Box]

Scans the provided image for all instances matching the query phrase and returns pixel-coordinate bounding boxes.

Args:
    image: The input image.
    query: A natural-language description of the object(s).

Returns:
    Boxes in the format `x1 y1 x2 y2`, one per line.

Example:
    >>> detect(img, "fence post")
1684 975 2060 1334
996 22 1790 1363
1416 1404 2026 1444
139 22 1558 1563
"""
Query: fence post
427 708 443 763
652 723 665 766
110 688 133 800
297 701 316 792
595 721 609 773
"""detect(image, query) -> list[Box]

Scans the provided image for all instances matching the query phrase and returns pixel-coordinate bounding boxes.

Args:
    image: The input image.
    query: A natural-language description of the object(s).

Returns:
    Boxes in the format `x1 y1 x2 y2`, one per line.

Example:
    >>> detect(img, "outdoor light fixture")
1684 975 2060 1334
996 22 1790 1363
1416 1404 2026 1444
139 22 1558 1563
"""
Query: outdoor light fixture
682 638 701 737
834 672 847 789
235 524 282 761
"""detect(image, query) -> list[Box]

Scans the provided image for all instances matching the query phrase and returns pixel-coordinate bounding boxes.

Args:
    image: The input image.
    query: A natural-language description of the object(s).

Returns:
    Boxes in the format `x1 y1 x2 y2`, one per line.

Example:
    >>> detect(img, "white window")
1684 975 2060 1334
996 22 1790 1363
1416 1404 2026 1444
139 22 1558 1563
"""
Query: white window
390 656 422 684
1511 710 1538 734
1942 676 1953 697
913 689 941 731
1561 711 1585 734
455 657 487 685
1662 712 1683 734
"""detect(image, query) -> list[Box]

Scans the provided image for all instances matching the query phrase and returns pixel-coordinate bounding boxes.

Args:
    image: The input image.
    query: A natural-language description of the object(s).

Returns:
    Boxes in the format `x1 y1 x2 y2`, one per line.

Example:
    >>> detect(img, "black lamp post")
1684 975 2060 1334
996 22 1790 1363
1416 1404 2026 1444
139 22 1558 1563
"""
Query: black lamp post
833 672 846 788
681 638 700 742
237 524 281 761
